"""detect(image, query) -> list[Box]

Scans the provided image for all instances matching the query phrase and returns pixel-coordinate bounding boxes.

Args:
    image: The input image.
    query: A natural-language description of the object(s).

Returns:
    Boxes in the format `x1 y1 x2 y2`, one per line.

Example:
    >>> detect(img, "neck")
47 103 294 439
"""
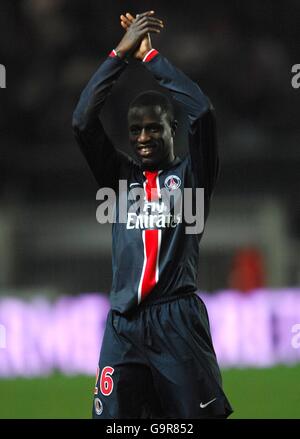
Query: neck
142 154 175 171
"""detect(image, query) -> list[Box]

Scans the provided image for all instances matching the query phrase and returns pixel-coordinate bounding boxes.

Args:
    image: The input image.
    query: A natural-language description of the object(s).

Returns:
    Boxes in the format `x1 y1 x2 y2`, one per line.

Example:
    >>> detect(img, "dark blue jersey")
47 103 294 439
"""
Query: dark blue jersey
72 50 219 314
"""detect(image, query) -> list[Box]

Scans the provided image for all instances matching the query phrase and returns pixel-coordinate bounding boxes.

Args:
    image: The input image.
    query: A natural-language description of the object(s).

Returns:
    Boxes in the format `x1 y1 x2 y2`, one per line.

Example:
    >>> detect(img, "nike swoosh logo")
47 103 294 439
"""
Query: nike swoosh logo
129 183 142 188
200 397 217 409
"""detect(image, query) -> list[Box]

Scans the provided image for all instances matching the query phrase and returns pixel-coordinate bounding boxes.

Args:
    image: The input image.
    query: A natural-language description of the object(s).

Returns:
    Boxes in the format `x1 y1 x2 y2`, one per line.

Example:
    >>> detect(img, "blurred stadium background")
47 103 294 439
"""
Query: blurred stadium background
0 0 299 418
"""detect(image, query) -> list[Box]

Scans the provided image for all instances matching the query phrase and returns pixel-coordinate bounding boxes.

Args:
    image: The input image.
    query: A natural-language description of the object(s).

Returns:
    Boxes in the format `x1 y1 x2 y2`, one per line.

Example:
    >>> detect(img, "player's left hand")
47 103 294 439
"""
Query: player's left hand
120 12 163 60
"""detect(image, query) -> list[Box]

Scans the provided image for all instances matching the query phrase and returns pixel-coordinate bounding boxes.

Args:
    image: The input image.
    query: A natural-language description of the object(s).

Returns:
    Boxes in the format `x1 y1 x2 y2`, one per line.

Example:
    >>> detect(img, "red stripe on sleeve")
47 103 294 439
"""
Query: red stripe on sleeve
143 49 159 63
109 49 117 58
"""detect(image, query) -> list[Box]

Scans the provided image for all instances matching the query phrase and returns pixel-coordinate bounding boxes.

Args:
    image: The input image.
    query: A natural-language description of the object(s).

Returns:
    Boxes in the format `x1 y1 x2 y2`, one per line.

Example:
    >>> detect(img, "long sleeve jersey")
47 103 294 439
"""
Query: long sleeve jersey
72 49 219 315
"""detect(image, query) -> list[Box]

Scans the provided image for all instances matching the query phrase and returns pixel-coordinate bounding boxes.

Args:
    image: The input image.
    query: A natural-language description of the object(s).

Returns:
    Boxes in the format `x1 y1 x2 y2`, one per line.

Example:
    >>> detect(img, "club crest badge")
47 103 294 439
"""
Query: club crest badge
94 397 103 415
164 175 181 191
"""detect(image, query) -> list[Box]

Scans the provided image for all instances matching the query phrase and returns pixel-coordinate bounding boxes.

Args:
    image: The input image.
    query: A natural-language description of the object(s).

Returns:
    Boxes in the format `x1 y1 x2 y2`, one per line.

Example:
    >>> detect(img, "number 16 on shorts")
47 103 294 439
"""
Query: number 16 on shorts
94 366 115 396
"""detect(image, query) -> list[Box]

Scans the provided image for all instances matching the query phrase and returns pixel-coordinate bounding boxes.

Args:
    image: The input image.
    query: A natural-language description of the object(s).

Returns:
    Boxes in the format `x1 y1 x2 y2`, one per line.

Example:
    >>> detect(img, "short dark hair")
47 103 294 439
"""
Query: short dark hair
128 90 175 123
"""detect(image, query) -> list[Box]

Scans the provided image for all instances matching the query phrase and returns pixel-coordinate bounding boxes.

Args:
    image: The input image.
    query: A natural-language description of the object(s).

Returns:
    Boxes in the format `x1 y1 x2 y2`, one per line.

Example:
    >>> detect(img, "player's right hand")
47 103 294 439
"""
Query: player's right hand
115 11 163 59
120 12 152 61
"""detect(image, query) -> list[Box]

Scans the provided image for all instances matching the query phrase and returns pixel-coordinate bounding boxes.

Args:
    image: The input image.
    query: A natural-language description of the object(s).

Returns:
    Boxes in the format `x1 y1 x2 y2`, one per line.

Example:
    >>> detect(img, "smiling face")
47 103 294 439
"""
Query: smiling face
128 104 176 170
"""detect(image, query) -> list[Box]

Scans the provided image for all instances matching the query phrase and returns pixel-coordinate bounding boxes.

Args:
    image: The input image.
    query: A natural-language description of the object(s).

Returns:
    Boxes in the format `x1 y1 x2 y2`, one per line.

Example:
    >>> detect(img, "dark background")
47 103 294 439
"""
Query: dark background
0 0 299 296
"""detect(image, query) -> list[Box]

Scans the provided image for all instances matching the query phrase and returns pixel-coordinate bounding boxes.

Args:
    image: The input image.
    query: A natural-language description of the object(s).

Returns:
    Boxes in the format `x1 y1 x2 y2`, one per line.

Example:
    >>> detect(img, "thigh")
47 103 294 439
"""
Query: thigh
92 310 161 419
145 295 233 419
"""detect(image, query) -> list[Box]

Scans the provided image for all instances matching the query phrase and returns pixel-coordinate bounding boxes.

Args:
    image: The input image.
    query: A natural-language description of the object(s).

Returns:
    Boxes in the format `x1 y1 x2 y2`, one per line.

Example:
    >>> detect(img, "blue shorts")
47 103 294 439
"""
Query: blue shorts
92 292 233 419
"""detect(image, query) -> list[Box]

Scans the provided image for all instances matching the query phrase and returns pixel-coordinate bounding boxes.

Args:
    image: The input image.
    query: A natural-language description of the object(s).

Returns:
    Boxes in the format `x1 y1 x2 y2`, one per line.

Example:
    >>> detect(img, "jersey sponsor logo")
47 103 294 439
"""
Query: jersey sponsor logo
164 175 181 191
200 397 217 408
94 397 103 415
127 171 182 231
126 200 181 230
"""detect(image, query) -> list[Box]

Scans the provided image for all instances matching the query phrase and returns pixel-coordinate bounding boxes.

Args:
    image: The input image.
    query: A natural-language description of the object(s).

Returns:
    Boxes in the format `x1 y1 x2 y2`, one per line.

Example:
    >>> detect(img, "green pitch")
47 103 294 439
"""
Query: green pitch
0 365 299 418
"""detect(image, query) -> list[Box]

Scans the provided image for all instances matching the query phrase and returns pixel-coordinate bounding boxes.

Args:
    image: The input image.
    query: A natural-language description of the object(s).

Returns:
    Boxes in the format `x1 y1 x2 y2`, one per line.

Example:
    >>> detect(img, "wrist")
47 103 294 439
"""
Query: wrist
109 48 129 64
113 46 128 59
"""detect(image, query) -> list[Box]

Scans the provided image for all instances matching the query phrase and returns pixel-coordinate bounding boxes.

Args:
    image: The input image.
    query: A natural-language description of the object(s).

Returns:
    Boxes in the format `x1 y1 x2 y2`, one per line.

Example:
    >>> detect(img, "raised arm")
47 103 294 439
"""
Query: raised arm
120 12 218 198
143 52 219 199
72 11 164 189
72 56 129 189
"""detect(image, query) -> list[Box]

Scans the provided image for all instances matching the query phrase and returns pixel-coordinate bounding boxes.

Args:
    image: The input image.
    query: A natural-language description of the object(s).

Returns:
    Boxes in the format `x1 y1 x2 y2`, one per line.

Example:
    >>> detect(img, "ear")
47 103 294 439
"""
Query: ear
171 119 178 137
